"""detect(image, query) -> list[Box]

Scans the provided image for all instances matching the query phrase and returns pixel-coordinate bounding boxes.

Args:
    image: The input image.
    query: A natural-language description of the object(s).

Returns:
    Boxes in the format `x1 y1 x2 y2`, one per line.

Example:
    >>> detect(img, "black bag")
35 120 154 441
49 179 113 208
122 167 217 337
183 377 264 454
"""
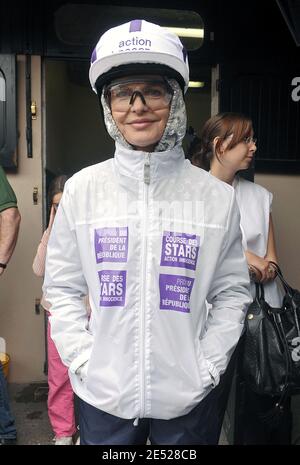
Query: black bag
243 263 300 406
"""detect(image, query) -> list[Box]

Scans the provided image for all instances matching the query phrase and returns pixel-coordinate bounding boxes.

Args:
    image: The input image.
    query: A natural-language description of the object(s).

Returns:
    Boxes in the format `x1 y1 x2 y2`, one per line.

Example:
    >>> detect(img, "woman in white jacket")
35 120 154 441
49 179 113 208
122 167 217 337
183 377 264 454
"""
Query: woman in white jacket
192 112 291 444
43 21 251 445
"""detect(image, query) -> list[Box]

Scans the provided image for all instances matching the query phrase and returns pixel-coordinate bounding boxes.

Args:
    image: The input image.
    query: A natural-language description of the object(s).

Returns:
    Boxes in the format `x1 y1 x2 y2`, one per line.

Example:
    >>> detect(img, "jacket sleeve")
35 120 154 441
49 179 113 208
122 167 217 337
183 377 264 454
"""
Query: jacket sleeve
203 192 251 386
43 182 93 373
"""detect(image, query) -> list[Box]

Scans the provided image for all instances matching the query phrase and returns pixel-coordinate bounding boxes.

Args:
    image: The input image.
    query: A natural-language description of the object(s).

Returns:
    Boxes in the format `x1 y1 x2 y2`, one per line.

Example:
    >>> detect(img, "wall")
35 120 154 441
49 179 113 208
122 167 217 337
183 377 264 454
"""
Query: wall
255 173 300 289
0 56 45 382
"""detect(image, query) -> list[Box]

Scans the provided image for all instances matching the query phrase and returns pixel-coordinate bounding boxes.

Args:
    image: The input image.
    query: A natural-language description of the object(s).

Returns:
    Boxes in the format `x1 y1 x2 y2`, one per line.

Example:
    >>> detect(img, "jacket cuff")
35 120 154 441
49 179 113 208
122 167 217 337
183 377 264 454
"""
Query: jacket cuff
69 351 91 374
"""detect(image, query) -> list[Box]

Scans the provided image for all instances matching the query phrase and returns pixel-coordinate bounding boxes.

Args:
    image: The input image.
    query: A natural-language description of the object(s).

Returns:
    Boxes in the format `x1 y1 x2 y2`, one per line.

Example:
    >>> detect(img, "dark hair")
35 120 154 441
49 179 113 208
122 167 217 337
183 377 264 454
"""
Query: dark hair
191 112 253 171
187 135 201 160
47 175 68 207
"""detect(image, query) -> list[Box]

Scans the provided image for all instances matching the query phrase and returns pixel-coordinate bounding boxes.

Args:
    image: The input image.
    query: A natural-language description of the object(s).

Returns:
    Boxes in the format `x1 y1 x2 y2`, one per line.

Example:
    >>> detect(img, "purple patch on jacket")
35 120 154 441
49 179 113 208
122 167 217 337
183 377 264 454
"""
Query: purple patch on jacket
159 274 194 313
160 231 200 271
94 227 128 263
99 270 127 307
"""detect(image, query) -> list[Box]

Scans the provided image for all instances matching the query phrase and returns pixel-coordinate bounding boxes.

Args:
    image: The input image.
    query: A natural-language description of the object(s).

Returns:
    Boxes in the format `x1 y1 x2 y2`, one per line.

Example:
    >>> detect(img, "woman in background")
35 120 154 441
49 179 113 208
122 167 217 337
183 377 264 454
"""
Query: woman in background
192 112 292 444
33 175 76 445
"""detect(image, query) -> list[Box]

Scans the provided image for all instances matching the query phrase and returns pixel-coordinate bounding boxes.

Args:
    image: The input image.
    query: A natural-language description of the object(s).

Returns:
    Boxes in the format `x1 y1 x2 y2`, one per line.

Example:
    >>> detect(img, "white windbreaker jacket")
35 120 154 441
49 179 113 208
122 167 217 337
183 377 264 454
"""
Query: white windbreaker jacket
43 142 251 420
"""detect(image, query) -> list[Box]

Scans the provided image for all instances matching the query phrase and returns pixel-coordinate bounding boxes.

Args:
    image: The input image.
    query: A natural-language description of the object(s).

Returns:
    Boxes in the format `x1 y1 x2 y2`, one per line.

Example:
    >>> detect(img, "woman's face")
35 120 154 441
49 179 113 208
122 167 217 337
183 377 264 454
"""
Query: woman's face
52 192 63 213
217 133 257 173
109 76 171 152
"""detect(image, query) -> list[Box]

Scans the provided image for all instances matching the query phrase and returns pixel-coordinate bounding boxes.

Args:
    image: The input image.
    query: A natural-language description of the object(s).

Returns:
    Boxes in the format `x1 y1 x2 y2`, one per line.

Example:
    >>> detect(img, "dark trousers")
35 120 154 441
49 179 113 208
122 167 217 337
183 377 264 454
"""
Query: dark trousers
239 387 292 445
78 352 237 445
0 362 17 439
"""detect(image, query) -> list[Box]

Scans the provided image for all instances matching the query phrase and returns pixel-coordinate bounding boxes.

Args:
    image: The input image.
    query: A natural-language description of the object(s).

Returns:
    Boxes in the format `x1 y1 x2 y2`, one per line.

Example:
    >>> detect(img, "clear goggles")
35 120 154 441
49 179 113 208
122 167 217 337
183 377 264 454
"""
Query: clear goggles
104 77 173 111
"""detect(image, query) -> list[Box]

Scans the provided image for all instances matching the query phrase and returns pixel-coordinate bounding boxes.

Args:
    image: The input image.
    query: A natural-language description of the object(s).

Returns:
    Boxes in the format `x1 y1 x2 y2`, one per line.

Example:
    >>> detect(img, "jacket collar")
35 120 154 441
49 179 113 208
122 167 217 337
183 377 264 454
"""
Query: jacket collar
113 142 186 182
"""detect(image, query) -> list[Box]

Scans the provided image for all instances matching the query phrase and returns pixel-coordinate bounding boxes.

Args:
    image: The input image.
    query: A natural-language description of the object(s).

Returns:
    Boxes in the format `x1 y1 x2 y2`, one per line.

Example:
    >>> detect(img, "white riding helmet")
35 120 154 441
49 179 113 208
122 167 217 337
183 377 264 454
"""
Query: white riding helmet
89 19 189 95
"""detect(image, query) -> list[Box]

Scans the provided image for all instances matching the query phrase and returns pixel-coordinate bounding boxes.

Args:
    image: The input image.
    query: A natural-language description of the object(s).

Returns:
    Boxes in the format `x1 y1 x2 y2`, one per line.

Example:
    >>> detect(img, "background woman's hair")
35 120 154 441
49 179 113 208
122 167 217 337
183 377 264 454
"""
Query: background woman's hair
47 174 68 207
191 112 253 171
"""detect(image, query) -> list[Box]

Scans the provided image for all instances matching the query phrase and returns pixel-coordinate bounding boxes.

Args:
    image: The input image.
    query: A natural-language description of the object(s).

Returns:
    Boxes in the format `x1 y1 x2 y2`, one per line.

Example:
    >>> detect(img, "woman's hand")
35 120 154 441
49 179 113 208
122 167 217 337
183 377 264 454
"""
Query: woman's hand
264 259 278 281
245 251 276 282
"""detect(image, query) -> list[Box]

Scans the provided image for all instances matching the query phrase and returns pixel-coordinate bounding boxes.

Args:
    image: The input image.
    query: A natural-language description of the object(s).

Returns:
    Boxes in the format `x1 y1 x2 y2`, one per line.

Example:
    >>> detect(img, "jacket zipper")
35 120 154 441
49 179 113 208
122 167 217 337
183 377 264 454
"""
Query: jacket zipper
139 153 151 421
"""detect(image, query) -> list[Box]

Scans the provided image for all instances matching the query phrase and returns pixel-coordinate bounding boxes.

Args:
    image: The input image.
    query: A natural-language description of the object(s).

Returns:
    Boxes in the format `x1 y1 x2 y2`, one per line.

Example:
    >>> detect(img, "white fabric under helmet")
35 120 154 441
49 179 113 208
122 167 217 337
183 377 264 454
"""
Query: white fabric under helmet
89 19 189 94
